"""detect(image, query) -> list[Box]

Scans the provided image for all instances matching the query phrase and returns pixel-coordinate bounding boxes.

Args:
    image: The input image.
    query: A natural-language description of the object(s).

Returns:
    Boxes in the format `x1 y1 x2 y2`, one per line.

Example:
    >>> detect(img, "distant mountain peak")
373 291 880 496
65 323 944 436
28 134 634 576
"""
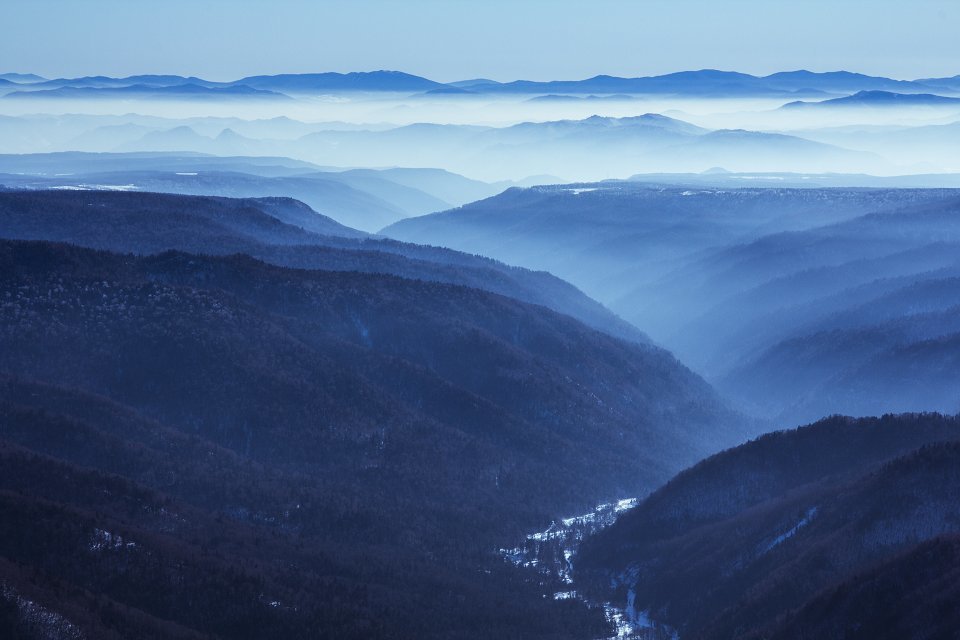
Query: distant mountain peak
215 127 245 141
0 72 47 83
234 70 444 92
783 89 960 109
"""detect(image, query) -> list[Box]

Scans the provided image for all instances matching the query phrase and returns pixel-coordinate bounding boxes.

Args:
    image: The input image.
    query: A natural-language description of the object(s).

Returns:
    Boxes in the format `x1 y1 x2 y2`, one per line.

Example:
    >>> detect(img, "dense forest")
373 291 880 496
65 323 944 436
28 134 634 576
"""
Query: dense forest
4 187 959 638
576 413 960 639
0 189 648 345
0 190 747 639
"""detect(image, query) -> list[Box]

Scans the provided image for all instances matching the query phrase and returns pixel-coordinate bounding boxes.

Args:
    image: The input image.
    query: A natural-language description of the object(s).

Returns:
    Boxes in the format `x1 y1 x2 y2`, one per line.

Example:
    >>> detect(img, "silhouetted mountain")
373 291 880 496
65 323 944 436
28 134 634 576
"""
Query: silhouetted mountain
25 74 223 89
214 126 259 148
296 115 876 180
460 70 775 95
0 72 46 83
2 168 420 232
5 83 289 100
783 90 960 109
8 70 438 96
122 125 213 149
669 197 960 421
234 71 445 93
0 151 321 176
0 229 743 638
456 69 941 96
917 74 960 92
0 153 516 231
714 268 960 417
383 184 960 421
6 69 952 98
0 189 651 347
0 112 399 155
383 183 950 304
762 70 937 93
333 167 504 208
576 413 960 640
63 122 159 150
447 78 501 89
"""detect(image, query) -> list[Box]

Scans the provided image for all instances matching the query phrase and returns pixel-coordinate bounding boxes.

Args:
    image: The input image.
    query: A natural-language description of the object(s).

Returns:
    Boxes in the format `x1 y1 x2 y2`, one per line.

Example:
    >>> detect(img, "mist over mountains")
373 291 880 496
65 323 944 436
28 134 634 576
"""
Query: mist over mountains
0 111 891 181
0 152 517 231
385 184 960 424
3 61 960 640
3 67 960 179
0 190 745 638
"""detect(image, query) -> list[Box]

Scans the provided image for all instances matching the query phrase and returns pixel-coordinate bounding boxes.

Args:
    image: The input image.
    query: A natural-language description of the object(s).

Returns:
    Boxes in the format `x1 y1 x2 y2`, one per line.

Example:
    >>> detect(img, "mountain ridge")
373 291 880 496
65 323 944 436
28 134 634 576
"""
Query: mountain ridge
0 226 746 638
576 413 960 640
4 69 959 96
783 90 960 109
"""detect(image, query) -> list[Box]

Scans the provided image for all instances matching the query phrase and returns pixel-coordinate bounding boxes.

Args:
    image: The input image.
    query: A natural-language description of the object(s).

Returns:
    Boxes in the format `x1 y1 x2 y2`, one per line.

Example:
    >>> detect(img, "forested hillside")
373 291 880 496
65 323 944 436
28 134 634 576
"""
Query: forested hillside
385 184 960 422
576 413 960 640
0 189 648 345
0 199 744 639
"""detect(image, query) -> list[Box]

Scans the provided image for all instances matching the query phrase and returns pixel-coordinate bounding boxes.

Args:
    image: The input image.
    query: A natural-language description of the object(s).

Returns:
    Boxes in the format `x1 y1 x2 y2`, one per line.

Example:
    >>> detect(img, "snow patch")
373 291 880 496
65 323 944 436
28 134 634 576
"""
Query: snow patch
93 184 138 191
1 584 85 639
89 527 137 552
500 497 681 639
759 506 818 555
50 183 139 192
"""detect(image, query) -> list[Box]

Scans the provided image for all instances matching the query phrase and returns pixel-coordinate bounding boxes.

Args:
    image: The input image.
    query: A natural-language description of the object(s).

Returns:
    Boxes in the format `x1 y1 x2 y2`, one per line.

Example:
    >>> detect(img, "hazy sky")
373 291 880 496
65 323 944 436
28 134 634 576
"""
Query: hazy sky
5 0 959 81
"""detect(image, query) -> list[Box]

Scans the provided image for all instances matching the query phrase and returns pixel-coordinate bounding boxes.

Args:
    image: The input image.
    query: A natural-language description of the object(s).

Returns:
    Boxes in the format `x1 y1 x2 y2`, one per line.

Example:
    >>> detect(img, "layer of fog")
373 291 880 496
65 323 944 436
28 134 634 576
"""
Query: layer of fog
2 92 960 181
0 94 793 127
382 185 960 425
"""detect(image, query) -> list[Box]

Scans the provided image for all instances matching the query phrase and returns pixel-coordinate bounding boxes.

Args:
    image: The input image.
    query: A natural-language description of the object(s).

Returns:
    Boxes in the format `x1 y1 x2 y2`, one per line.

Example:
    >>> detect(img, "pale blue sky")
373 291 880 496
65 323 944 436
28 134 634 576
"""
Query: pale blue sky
4 0 958 81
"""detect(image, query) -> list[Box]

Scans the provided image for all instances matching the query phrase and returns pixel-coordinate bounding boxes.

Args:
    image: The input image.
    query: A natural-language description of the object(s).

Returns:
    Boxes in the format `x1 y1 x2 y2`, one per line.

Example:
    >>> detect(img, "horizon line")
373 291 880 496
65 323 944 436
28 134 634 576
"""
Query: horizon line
4 68 956 85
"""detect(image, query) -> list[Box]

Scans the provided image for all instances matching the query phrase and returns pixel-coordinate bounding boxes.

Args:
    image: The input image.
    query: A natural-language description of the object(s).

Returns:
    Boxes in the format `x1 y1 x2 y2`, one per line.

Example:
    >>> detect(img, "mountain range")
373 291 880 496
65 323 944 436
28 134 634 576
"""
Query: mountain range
4 83 288 100
0 188 653 344
383 183 960 423
3 69 960 96
282 114 882 179
0 113 889 185
0 152 526 231
783 90 960 109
